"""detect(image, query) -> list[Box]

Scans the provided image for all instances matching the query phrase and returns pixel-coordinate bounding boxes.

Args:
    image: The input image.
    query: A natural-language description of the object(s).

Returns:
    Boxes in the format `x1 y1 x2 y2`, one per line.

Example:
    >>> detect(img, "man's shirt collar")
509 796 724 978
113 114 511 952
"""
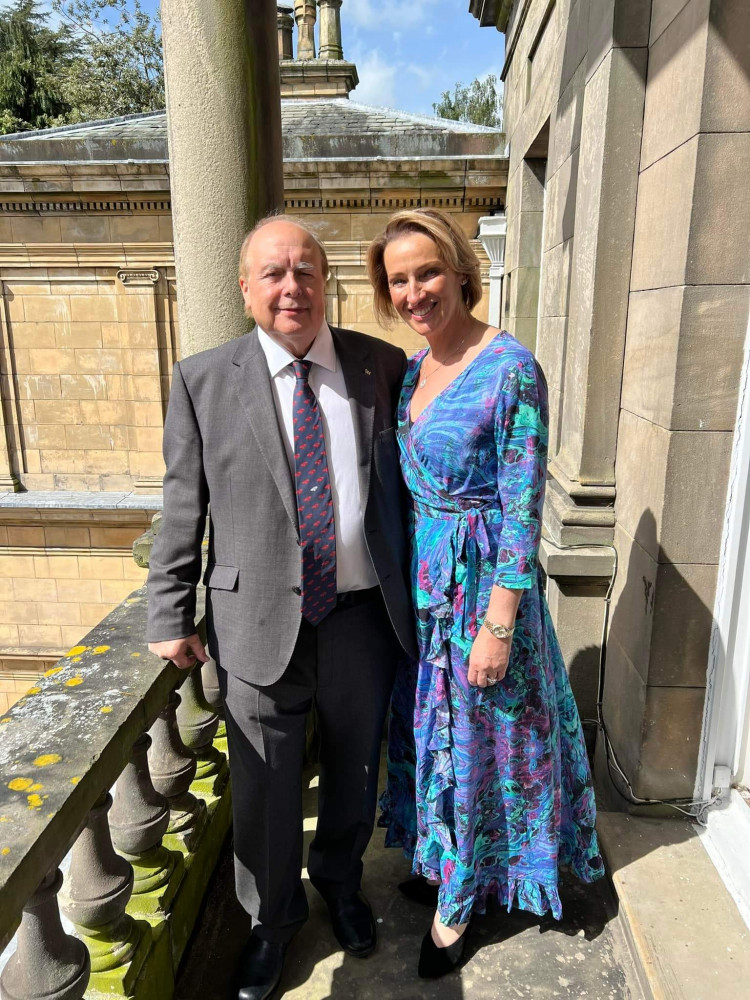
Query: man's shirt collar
257 321 337 378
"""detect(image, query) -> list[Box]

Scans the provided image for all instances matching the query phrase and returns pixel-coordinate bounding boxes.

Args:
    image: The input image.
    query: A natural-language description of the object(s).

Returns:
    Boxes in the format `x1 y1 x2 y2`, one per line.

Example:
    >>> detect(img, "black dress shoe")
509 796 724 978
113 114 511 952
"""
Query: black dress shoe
398 878 440 907
325 890 377 957
417 924 469 979
235 934 286 1000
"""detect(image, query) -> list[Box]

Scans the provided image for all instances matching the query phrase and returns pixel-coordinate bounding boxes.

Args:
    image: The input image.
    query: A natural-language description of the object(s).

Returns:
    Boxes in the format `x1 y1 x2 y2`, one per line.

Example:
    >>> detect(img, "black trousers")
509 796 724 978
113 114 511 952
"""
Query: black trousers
218 588 400 944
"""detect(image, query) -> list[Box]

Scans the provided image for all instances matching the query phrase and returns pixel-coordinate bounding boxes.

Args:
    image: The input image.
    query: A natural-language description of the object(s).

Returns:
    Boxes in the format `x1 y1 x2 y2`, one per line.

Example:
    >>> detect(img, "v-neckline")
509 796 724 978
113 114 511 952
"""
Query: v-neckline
407 331 505 428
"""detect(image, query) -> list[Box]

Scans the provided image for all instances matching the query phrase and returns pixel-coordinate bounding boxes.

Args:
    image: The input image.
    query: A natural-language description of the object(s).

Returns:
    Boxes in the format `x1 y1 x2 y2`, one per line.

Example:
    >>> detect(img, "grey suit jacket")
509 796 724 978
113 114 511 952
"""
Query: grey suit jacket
147 325 418 684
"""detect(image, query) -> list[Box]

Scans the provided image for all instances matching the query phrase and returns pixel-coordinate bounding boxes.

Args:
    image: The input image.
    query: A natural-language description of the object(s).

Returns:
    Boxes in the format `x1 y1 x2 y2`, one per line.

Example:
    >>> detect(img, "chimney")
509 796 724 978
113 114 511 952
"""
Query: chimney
277 5 294 60
318 0 343 60
294 0 316 60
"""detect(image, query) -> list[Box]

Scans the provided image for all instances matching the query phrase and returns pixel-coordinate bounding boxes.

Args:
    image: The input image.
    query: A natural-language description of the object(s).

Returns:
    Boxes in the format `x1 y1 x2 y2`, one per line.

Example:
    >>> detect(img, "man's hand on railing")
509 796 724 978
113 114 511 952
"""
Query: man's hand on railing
148 634 210 670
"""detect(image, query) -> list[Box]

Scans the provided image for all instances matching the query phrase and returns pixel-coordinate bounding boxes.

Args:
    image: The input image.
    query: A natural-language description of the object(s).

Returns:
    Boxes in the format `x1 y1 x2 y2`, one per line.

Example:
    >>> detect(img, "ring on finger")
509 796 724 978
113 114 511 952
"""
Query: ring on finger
486 676 498 686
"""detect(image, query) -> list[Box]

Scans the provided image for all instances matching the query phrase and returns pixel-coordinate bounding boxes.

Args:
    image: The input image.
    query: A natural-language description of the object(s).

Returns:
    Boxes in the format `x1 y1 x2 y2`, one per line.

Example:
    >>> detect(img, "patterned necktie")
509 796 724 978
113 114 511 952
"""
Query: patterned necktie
292 360 337 625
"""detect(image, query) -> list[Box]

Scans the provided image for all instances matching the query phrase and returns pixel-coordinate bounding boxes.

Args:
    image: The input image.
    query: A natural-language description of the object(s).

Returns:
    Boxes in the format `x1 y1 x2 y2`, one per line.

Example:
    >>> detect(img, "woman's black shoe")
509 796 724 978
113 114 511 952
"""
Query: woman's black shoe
398 878 440 907
417 925 468 979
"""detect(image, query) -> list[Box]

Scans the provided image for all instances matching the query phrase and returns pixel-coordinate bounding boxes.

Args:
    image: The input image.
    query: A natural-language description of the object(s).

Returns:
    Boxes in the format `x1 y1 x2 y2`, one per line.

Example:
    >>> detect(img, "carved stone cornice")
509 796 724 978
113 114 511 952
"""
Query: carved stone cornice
117 268 161 286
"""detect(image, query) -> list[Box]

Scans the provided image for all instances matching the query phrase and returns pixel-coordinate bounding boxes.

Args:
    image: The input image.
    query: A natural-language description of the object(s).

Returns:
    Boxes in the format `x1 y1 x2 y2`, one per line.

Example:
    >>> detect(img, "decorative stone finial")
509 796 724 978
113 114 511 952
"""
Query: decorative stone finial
318 0 343 60
294 0 316 60
277 5 293 60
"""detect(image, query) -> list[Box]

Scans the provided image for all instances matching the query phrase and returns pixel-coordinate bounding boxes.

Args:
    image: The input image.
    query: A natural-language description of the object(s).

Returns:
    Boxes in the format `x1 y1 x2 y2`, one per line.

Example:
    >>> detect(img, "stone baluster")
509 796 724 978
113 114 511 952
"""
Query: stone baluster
318 0 343 60
277 4 293 59
109 733 182 916
59 792 149 995
148 691 207 851
294 0 316 59
176 666 228 796
0 868 90 1000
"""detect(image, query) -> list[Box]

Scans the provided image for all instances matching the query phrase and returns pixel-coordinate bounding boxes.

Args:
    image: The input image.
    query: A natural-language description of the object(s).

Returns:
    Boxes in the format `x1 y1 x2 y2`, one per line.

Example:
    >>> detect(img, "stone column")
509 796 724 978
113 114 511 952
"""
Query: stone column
161 0 284 357
477 214 506 328
318 0 343 60
294 0 316 59
277 4 293 59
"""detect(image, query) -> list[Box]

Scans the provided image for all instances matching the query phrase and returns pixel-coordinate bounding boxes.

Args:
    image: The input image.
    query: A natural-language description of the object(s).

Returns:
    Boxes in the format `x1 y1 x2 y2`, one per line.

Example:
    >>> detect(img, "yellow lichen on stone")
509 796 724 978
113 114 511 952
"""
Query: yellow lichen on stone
131 652 141 657
8 778 33 792
27 687 41 695
100 706 113 713
28 783 43 792
66 646 89 657
0 718 11 724
27 794 44 809
0 816 9 822
33 754 61 767
44 666 63 677
93 645 111 654
70 657 82 663
64 677 83 687
1 847 9 855
70 776 80 785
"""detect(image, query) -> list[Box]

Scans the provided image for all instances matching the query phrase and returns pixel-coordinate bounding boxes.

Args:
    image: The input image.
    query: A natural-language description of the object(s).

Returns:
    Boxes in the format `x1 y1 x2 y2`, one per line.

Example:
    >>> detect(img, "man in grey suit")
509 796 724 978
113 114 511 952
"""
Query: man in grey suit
147 216 416 1000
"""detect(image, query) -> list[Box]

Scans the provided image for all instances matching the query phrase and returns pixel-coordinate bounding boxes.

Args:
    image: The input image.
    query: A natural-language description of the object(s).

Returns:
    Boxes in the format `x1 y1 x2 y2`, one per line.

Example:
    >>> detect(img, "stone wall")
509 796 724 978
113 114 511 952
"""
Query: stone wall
498 0 750 801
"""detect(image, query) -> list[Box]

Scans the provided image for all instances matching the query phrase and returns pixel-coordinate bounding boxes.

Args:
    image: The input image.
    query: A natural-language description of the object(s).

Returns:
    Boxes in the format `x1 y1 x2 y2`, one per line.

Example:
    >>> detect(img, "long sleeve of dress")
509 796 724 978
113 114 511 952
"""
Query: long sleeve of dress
492 358 548 591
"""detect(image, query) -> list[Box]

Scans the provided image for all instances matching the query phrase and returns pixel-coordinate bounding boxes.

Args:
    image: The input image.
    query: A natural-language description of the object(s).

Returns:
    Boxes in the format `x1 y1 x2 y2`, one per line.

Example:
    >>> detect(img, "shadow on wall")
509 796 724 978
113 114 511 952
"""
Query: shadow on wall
595 508 718 814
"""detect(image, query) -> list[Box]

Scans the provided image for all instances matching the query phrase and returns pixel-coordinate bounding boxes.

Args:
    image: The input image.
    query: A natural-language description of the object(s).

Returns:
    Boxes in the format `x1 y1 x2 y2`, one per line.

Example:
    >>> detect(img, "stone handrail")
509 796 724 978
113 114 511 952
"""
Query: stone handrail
0 579 230 998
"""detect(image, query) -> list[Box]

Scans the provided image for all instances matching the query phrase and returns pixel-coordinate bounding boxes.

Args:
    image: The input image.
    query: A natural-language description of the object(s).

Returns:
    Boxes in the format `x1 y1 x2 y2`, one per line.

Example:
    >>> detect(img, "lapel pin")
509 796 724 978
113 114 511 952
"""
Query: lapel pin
364 368 371 375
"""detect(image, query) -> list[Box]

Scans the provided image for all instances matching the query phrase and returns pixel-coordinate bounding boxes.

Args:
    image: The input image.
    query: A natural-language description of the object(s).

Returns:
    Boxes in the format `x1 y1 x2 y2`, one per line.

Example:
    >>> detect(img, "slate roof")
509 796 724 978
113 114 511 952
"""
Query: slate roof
0 99 505 163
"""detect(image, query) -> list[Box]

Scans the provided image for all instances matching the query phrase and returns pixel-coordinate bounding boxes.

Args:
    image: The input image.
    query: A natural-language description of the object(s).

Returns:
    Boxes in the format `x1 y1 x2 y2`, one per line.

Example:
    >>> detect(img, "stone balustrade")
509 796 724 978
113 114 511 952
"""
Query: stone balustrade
0 579 231 999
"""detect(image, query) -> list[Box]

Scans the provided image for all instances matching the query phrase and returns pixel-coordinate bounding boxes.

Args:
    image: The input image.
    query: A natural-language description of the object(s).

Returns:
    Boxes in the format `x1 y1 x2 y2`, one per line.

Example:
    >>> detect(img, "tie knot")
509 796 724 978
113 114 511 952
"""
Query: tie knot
292 360 312 382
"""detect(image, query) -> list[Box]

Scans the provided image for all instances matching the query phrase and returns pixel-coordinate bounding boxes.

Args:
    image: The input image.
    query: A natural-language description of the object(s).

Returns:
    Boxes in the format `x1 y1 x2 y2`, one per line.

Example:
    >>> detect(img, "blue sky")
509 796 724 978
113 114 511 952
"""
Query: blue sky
140 0 506 118
15 0 506 119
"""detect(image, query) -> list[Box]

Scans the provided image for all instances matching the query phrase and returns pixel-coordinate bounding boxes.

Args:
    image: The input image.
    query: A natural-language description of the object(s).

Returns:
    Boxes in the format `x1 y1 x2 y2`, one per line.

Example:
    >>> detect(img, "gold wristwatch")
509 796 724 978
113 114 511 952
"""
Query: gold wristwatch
483 618 515 640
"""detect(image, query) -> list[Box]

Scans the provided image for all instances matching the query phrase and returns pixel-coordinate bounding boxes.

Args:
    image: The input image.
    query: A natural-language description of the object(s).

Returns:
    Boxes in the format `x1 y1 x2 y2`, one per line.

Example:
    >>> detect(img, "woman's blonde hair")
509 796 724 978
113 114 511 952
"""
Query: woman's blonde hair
366 208 483 327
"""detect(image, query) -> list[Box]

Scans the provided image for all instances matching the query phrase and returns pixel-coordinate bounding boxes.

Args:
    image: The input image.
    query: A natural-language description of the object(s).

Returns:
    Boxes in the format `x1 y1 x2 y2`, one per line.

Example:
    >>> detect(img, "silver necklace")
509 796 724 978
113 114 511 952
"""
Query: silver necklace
418 336 468 389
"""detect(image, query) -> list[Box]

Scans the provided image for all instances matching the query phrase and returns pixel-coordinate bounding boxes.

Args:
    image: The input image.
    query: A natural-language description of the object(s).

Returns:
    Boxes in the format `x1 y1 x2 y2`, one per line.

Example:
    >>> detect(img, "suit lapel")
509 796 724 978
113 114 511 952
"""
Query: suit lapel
230 332 299 532
332 327 375 511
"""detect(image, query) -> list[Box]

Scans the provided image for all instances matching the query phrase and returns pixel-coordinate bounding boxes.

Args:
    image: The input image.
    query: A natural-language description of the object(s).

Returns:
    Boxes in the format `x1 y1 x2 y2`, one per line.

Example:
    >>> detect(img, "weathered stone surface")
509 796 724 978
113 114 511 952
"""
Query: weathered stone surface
609 522 657 684
630 135 697 291
637 685 705 799
615 410 732 565
648 561 717 688
586 0 650 82
546 577 607 721
640 0 708 169
556 45 646 487
650 0 692 44
702 0 750 133
601 631 647 783
687 132 750 286
548 60 584 178
598 812 750 998
622 284 748 432
542 151 578 254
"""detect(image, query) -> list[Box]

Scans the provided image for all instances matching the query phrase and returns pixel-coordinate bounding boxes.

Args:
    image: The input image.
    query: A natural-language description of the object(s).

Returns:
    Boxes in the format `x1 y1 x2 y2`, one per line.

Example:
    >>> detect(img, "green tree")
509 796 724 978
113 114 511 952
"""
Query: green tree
0 0 77 134
433 74 503 129
53 0 164 122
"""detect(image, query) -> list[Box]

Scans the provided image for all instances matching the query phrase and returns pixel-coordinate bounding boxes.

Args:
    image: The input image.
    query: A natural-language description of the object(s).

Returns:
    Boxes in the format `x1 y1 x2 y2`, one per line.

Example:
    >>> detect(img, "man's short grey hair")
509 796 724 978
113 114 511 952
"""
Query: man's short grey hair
238 212 329 280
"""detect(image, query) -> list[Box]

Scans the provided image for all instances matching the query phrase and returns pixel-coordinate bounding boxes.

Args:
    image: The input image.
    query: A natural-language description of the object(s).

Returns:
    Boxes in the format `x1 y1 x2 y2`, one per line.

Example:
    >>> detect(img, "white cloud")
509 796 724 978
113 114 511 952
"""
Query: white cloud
347 0 442 30
351 49 400 107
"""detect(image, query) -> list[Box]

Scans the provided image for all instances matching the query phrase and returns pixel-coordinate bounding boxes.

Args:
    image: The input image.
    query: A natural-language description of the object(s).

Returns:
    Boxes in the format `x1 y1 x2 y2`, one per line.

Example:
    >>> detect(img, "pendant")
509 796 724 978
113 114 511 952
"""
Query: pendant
419 378 426 388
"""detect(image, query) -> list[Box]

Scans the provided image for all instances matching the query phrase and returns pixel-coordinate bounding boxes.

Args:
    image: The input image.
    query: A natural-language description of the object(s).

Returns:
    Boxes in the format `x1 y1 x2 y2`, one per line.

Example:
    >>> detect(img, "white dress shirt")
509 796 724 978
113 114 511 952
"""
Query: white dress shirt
257 323 378 593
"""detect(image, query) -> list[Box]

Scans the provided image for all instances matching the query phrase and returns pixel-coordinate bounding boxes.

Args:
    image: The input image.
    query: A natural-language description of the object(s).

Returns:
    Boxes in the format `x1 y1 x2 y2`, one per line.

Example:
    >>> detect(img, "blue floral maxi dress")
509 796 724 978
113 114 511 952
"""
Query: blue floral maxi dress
380 331 604 927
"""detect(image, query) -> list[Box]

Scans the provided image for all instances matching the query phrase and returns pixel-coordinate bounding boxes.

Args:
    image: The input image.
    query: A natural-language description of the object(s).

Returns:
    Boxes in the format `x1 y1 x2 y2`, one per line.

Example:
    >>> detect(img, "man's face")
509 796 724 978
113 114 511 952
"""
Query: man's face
239 221 327 353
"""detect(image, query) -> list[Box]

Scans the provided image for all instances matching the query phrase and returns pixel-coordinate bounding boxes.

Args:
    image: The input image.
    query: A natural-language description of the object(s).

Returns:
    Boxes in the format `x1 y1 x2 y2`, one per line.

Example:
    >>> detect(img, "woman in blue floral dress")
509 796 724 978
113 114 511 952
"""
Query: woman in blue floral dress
367 209 604 978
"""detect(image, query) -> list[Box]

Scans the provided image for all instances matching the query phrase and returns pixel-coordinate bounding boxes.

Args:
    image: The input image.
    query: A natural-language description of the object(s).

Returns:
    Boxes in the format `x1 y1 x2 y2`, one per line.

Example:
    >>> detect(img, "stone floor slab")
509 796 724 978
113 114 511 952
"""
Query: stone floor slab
176 768 643 1000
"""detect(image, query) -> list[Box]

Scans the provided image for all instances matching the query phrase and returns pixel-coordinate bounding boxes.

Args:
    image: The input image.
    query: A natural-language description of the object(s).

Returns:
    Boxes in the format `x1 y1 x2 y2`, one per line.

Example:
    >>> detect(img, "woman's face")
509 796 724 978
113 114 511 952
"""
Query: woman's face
383 232 467 342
